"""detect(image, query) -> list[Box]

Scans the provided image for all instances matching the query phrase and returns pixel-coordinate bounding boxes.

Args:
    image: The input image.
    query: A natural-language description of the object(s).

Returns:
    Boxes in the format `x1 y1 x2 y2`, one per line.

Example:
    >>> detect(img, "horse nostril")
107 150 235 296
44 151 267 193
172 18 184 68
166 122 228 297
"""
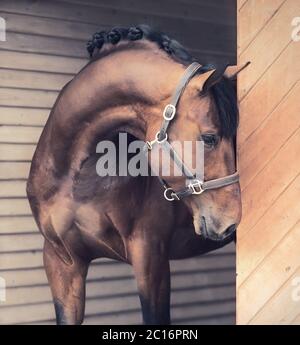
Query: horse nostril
224 224 237 236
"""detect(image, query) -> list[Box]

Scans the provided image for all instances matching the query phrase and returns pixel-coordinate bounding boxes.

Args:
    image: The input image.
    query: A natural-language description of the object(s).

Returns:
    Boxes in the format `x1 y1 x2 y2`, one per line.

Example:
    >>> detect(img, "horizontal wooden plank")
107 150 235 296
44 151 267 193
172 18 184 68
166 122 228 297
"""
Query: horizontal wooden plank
172 299 235 321
2 262 132 288
0 143 36 161
0 68 72 91
239 128 300 236
238 42 300 143
0 285 234 325
0 181 27 198
238 0 295 99
0 250 42 270
10 288 233 324
3 285 52 307
176 314 234 325
3 273 233 308
0 107 49 126
0 126 42 144
1 254 233 286
0 0 113 25
0 162 30 179
0 229 234 259
0 0 235 43
0 284 234 325
0 302 53 324
0 216 38 234
0 238 233 269
237 174 300 285
0 244 234 278
238 0 284 53
0 48 234 77
0 88 58 108
2 277 233 319
86 297 234 324
0 51 86 74
0 198 31 216
171 253 235 272
82 312 139 325
239 82 300 188
173 285 234 305
0 232 42 253
172 270 235 289
64 0 235 25
237 220 300 324
0 5 235 47
1 11 100 41
0 31 234 62
1 32 87 58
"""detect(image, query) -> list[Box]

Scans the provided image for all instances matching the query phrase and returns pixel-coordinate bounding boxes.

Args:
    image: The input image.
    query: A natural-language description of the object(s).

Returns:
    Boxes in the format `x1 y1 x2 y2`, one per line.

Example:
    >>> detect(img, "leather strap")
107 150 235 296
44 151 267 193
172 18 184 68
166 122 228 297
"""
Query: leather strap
158 62 205 141
202 171 239 191
173 172 239 200
160 140 195 179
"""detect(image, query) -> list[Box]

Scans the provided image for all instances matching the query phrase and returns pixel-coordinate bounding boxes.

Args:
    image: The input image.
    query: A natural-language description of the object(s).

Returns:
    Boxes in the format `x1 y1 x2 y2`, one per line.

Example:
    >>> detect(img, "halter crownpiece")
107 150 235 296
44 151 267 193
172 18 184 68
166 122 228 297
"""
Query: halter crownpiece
145 62 239 201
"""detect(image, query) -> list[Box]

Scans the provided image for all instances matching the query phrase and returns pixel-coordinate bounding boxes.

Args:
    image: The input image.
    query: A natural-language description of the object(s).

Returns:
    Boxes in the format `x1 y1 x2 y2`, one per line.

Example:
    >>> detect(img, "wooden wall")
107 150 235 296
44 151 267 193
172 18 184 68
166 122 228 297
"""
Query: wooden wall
0 0 236 324
237 0 300 324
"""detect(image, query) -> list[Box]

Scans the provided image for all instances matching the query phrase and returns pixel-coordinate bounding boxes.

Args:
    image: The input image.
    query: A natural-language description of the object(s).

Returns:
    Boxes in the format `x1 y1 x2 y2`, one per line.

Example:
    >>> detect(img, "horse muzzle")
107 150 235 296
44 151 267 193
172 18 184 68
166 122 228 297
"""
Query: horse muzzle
200 217 236 242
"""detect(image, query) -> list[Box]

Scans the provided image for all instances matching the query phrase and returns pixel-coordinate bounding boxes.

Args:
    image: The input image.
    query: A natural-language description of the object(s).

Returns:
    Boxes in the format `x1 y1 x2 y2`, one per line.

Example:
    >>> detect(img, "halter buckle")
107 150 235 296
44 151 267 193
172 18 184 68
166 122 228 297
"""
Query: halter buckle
163 104 176 121
164 188 180 201
155 131 168 144
188 180 204 195
146 132 168 151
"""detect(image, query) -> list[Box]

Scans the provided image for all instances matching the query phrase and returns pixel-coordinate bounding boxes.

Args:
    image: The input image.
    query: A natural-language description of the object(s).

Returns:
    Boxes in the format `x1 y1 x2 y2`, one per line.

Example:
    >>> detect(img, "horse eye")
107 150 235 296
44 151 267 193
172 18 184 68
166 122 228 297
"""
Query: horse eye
201 134 219 148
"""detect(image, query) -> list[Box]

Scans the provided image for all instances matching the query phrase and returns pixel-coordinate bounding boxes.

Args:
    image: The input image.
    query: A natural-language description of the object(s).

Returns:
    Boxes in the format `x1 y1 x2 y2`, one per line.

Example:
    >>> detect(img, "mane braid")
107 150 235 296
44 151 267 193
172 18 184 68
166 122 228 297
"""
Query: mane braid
86 25 238 138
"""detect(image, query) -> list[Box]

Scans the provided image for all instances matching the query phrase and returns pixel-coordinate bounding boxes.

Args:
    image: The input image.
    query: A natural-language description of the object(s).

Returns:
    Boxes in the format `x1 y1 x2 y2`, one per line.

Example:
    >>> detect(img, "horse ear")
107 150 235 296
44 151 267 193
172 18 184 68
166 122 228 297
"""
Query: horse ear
224 61 251 80
191 69 215 93
201 65 228 93
200 61 251 93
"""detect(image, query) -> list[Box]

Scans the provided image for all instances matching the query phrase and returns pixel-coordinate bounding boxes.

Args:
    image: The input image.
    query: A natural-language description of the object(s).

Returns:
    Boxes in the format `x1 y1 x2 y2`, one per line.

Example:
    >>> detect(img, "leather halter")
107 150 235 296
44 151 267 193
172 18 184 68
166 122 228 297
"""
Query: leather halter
145 62 239 201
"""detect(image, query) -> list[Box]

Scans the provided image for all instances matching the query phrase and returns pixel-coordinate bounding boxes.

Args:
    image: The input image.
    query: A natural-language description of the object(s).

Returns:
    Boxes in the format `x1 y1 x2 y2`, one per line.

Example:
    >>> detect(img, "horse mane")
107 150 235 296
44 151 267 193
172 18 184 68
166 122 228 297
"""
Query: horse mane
86 25 238 138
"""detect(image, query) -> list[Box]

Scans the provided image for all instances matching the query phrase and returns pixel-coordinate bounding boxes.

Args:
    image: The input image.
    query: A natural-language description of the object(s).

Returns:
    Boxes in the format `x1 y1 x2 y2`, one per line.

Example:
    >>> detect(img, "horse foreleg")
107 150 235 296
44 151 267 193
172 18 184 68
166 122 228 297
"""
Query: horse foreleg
128 237 171 325
43 240 89 325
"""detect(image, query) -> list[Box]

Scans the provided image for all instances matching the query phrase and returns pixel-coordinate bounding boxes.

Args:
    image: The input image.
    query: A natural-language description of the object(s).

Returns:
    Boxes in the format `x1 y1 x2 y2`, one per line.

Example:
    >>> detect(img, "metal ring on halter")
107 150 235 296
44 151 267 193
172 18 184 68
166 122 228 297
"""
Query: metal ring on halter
146 140 155 150
146 131 168 150
163 104 176 121
188 180 204 195
164 188 179 201
155 131 168 144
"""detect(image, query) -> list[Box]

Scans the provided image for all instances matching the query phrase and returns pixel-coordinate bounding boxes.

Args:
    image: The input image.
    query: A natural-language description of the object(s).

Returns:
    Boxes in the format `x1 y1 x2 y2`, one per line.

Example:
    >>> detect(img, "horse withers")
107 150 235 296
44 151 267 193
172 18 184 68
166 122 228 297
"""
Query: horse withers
27 26 245 325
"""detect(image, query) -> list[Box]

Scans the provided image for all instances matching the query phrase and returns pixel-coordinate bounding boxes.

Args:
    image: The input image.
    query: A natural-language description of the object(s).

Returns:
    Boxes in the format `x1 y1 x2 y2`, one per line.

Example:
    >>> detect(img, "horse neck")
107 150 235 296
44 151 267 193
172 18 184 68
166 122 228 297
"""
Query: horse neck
42 50 179 178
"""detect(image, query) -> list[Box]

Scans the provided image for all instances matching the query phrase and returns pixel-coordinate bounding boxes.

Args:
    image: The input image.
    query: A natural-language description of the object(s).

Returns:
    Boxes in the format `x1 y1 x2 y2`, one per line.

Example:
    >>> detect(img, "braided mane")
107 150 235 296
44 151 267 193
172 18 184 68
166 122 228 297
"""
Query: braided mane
86 25 193 64
86 25 238 138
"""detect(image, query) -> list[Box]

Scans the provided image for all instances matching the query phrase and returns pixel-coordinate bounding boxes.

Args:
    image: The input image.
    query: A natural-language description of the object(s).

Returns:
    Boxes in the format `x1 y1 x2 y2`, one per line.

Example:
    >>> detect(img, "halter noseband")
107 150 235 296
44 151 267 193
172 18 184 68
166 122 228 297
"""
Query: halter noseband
145 62 239 201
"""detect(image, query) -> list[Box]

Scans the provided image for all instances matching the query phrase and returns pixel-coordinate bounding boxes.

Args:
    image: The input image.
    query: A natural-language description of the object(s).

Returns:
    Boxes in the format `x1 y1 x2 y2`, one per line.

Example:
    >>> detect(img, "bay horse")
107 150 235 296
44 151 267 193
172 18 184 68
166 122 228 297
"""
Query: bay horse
27 25 243 325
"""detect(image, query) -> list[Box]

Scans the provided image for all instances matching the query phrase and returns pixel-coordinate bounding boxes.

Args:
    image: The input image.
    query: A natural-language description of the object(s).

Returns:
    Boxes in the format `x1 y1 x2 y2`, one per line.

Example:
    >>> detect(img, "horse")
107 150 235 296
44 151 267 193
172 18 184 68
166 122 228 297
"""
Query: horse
26 25 243 325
